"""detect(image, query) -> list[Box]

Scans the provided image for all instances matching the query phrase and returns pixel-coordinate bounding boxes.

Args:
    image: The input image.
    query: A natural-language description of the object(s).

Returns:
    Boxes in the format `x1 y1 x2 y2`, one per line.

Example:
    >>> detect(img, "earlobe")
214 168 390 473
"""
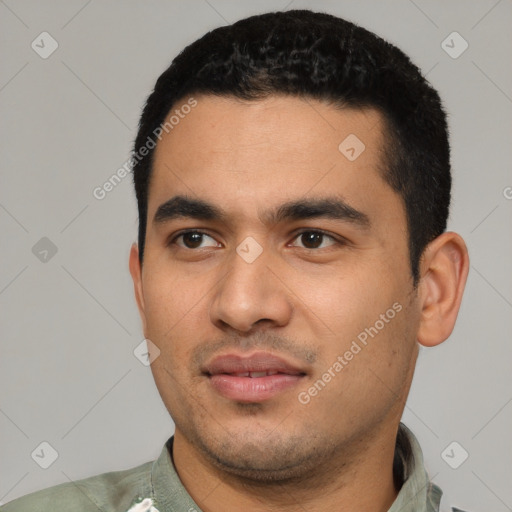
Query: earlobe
129 243 148 336
416 232 469 347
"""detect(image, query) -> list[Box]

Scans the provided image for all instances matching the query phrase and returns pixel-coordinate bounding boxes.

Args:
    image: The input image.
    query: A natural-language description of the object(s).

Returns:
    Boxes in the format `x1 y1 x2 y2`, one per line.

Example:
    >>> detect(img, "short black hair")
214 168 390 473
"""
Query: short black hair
132 9 451 283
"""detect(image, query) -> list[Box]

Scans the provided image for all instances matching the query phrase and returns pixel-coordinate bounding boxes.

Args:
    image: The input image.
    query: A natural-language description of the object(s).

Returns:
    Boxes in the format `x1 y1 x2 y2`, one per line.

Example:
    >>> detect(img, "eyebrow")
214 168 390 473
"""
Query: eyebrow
153 195 370 228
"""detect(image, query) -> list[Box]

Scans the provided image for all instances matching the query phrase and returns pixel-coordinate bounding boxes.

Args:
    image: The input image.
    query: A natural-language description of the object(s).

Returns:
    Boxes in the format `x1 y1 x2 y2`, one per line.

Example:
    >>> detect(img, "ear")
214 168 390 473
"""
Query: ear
129 243 148 336
417 232 469 347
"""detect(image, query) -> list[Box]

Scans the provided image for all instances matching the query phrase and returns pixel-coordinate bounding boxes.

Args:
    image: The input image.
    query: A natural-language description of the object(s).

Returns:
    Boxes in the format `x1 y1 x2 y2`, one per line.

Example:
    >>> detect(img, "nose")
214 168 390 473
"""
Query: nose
209 246 293 333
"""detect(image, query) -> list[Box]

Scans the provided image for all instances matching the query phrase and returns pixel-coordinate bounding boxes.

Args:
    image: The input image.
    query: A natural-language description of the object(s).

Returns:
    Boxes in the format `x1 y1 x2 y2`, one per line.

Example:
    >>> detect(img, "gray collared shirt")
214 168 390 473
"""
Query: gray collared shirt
389 423 443 512
2 424 445 511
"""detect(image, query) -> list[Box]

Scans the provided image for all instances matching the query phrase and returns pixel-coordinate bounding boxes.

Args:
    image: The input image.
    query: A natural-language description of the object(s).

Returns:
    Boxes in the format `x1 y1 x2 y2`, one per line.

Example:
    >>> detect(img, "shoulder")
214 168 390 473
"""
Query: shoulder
1 460 154 512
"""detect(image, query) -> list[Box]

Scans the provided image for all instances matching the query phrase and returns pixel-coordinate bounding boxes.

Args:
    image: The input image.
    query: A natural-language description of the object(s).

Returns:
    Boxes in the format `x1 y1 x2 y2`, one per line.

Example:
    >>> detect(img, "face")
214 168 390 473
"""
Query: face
130 95 422 480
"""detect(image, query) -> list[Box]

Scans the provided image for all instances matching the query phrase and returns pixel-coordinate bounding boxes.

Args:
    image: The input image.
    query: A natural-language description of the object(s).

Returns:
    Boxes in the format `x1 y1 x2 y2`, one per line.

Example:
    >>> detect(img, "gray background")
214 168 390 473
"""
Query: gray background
1 0 511 510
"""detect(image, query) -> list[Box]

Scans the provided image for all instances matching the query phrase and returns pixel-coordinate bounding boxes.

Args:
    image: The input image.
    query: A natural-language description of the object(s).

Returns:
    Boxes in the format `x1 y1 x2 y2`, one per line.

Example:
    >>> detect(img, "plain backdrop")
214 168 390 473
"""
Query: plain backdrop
1 1 511 510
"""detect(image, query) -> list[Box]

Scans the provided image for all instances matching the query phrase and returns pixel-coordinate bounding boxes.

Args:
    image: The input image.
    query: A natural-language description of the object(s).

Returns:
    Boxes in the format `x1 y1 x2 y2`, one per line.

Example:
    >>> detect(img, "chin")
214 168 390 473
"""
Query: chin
194 429 330 483
208 451 318 483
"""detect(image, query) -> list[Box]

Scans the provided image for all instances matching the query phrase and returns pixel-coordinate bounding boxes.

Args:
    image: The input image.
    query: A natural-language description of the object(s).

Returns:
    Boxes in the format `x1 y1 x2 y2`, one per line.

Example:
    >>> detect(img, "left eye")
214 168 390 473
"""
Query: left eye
290 231 337 249
174 231 220 249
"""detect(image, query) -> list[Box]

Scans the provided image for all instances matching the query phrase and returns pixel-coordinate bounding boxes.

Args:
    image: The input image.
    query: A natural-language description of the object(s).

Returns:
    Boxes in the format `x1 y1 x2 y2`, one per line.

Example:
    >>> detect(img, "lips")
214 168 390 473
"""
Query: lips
203 352 306 402
229 371 280 377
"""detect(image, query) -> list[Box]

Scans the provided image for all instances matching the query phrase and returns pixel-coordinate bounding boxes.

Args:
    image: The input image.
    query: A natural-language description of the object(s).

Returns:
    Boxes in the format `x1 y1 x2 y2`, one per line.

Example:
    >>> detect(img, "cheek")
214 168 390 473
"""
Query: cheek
143 264 208 330
301 301 418 425
141 273 210 377
297 258 401 328
301 262 414 382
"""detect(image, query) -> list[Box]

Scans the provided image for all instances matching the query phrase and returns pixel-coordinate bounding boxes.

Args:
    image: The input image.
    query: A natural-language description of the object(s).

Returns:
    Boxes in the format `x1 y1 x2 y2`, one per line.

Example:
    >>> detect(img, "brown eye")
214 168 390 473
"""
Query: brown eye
174 231 219 249
291 231 337 249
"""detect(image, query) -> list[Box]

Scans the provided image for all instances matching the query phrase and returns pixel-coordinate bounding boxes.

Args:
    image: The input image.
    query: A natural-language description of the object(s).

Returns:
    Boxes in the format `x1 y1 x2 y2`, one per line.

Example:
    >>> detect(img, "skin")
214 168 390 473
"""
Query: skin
129 95 469 511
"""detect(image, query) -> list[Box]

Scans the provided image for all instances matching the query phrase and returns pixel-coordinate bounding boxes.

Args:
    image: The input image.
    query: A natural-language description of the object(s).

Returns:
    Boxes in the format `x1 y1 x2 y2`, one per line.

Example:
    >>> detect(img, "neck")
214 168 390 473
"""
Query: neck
172 422 401 512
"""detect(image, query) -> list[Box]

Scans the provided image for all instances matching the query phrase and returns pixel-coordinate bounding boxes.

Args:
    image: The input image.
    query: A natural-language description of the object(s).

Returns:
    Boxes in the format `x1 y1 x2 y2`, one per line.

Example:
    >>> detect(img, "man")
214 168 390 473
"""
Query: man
2 9 469 512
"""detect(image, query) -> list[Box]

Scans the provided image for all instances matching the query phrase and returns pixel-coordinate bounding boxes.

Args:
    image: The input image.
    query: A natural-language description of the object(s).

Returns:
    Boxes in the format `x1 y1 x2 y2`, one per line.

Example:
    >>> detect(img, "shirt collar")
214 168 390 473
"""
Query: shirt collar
388 423 443 512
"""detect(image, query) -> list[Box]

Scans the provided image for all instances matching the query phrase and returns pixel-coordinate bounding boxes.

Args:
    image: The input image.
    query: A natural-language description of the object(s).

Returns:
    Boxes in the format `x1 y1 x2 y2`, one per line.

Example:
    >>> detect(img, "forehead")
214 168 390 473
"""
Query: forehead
148 95 399 225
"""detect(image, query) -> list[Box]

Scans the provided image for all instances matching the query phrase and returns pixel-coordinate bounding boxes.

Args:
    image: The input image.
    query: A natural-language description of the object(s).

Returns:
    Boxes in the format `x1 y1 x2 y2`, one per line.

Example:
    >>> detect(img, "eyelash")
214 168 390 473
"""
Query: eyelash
167 229 345 250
